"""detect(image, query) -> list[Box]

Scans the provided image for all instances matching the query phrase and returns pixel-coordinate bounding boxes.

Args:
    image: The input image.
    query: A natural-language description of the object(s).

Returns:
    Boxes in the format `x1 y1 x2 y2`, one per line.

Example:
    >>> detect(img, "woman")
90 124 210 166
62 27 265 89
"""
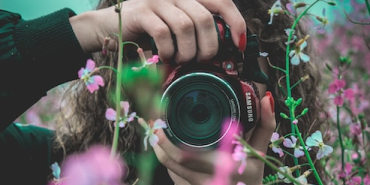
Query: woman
0 0 327 184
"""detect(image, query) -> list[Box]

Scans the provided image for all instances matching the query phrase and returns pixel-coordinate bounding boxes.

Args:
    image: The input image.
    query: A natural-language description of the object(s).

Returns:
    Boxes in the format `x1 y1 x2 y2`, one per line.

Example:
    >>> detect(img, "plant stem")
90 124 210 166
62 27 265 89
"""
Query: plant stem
111 1 124 158
99 66 118 73
294 125 323 185
238 137 302 185
336 105 346 185
365 0 370 16
285 0 321 180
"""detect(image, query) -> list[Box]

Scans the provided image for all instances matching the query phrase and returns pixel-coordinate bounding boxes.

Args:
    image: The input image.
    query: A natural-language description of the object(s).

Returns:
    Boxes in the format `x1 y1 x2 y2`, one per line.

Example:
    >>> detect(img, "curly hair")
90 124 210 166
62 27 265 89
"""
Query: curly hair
53 0 329 184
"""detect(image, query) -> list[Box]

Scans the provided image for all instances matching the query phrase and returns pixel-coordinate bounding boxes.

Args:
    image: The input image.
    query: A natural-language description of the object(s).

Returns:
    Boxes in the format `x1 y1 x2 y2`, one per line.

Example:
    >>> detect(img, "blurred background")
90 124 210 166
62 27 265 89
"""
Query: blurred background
1 0 367 129
1 0 369 182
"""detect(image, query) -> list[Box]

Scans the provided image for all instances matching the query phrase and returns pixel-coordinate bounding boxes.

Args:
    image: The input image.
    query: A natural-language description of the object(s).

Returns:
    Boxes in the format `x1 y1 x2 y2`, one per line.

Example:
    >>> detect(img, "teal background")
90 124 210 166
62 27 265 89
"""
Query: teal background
0 0 98 19
0 0 336 21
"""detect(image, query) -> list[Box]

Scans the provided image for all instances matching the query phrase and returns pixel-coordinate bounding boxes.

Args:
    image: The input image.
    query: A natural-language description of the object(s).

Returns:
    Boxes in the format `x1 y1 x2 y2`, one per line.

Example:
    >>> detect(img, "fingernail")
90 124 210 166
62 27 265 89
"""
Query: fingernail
238 32 247 52
265 91 274 113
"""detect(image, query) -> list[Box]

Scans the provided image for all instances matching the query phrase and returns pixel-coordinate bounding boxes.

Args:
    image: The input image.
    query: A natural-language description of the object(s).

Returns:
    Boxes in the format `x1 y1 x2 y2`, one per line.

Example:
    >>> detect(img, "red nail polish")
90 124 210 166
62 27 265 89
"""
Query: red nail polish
265 91 274 113
238 33 247 52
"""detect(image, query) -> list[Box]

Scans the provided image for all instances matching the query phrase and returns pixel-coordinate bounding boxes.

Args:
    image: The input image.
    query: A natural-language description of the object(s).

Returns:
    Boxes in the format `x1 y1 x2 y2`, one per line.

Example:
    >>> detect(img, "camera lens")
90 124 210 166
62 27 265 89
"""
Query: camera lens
161 72 241 149
190 103 209 123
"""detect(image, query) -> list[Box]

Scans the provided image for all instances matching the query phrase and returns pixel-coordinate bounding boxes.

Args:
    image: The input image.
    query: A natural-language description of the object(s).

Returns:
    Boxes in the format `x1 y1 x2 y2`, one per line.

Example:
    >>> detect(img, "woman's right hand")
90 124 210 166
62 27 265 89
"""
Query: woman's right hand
87 0 246 63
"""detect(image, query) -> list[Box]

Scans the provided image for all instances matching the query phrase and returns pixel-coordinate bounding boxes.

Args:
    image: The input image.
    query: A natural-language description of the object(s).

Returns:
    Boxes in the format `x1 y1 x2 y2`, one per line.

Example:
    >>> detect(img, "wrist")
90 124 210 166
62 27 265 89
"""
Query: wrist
70 10 102 53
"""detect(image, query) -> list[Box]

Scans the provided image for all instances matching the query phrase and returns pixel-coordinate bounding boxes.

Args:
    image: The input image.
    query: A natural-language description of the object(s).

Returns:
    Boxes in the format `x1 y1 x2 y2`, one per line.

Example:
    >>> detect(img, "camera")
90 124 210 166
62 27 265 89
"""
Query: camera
151 15 269 150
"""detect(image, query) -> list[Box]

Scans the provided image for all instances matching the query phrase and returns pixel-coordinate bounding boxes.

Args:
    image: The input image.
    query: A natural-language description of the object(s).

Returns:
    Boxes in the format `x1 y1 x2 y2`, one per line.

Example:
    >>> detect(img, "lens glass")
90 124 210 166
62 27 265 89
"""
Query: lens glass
173 87 226 139
162 72 239 147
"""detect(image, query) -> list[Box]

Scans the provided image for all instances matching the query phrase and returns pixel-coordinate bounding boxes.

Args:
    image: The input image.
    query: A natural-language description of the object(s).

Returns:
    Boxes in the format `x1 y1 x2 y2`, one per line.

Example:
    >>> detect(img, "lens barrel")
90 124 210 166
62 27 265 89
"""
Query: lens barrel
161 72 241 150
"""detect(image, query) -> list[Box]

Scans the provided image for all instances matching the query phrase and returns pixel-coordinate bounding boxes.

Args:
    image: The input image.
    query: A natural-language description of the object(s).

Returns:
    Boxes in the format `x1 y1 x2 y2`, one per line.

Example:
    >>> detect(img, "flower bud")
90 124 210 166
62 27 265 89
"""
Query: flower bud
294 2 307 8
295 35 309 47
280 112 290 119
327 1 336 6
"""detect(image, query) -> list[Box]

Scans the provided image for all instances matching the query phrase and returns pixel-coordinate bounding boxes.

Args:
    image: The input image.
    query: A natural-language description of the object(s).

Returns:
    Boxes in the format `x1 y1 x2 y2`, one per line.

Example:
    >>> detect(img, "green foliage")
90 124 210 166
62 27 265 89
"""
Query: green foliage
262 174 279 185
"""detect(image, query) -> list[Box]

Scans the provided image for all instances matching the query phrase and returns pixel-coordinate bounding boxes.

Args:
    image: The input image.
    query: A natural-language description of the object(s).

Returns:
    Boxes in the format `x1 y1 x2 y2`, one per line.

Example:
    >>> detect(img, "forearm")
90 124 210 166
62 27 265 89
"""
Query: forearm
69 10 103 53
0 8 91 131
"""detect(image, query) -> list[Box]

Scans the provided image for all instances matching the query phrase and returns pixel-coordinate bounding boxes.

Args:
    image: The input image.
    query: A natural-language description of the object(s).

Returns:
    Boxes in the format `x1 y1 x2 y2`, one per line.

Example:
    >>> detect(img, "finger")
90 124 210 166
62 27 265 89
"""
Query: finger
175 0 219 61
153 144 211 185
152 1 197 63
155 129 215 173
248 91 276 153
196 0 246 48
168 170 191 185
139 10 175 61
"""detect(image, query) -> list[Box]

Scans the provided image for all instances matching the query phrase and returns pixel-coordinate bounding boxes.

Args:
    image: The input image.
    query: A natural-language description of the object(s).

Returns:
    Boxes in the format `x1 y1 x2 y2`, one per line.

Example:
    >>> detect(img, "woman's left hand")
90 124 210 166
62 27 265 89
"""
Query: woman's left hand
153 92 276 185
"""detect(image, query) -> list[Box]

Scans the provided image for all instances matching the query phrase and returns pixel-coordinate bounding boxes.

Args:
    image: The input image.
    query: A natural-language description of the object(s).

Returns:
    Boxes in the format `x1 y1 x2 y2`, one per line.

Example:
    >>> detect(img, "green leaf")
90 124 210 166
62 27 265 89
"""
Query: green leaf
295 98 302 107
327 1 336 6
262 174 278 184
325 63 333 71
300 108 309 116
280 112 290 119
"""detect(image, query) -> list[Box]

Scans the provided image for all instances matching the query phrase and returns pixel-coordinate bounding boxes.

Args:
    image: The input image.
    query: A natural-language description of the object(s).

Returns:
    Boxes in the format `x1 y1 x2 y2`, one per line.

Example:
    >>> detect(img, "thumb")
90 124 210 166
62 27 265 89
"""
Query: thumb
248 91 276 153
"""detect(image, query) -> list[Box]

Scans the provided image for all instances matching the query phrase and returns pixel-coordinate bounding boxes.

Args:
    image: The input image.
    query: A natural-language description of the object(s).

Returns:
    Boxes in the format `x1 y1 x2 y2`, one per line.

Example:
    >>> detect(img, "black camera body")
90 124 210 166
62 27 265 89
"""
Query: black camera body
152 15 268 150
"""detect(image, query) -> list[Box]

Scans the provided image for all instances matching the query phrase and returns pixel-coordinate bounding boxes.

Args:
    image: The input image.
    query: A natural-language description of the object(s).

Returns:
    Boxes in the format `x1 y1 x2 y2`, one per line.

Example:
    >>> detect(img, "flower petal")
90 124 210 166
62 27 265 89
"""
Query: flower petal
86 59 96 71
294 148 304 158
344 89 354 100
121 101 130 116
283 138 294 148
271 132 279 142
127 112 136 122
237 160 247 175
336 79 346 89
311 130 323 143
334 96 344 106
105 108 117 121
91 75 104 87
299 52 310 62
300 41 307 50
86 83 99 93
323 145 333 156
306 135 319 147
328 82 338 93
143 135 149 151
51 162 61 179
149 134 159 147
272 147 284 157
152 119 167 130
290 54 300 65
118 121 125 128
78 68 85 79
147 55 159 64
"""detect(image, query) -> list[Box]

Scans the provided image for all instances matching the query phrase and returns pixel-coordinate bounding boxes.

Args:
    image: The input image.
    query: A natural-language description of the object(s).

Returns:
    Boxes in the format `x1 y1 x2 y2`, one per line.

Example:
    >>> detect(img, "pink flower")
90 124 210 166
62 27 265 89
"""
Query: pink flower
350 123 362 135
105 101 136 128
339 162 353 179
78 59 104 93
57 145 125 185
131 50 160 71
364 175 370 185
269 132 284 157
348 176 362 185
232 141 248 174
328 79 354 106
283 136 304 158
138 118 167 150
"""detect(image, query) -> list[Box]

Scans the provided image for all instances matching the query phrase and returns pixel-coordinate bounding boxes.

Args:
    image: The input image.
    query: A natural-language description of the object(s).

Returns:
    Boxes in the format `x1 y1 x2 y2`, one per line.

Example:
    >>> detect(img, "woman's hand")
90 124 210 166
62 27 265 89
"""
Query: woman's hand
153 92 276 185
72 0 246 63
